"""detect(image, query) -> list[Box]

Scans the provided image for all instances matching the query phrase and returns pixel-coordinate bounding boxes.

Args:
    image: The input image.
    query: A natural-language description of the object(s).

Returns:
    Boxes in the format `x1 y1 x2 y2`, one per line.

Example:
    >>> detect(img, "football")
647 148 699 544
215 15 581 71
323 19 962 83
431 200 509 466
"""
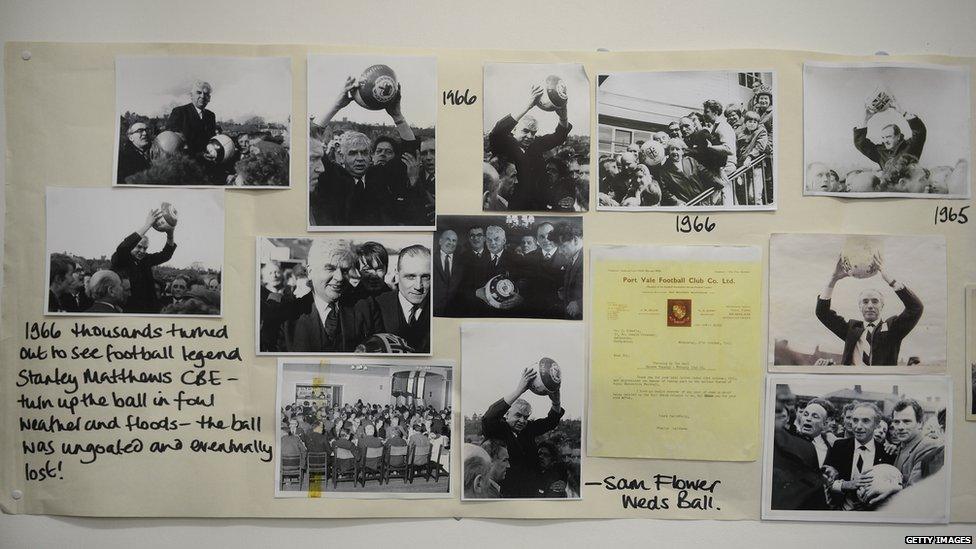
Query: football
529 357 562 395
153 202 178 232
839 237 882 278
536 74 568 112
204 134 238 166
865 85 893 114
353 64 399 110
640 140 666 167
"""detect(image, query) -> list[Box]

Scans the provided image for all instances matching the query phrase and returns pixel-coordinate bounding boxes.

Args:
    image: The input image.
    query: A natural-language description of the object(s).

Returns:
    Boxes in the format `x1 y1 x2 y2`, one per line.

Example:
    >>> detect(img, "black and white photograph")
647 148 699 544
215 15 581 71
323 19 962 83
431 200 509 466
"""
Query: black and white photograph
804 62 971 199
762 374 951 523
276 359 453 498
461 322 583 500
45 187 224 317
770 234 947 371
115 56 292 187
257 235 433 355
308 54 436 231
967 286 976 421
433 214 583 320
597 70 776 210
482 62 590 212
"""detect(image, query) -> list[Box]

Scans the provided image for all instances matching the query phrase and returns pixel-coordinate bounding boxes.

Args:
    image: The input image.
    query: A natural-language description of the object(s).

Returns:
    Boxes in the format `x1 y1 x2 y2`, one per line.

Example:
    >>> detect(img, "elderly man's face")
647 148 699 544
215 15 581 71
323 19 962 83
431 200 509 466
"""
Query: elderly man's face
797 403 828 439
891 408 921 444
520 236 537 253
850 407 879 444
131 237 149 261
439 230 458 254
536 224 555 251
504 403 531 432
499 164 518 196
859 291 884 322
342 142 370 177
397 253 430 306
310 254 350 303
372 142 395 166
171 279 187 299
468 228 486 251
558 235 582 258
486 228 506 255
516 123 537 148
881 125 902 151
191 85 211 109
262 263 282 288
128 124 150 150
420 140 435 175
488 446 510 485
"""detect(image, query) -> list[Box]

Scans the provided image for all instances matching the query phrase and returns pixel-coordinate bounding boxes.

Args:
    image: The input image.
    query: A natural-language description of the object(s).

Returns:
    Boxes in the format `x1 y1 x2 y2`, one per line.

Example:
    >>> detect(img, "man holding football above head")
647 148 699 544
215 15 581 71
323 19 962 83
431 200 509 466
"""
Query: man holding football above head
854 88 926 172
481 367 563 498
110 208 176 314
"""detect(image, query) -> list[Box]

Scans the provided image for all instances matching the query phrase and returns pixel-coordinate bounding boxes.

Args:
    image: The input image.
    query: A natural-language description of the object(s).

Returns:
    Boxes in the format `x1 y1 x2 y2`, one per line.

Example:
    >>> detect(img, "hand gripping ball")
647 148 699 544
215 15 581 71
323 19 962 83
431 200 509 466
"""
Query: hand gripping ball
536 75 568 112
856 463 903 503
353 65 399 110
529 357 562 396
839 237 882 279
205 134 238 166
153 202 178 232
865 85 893 114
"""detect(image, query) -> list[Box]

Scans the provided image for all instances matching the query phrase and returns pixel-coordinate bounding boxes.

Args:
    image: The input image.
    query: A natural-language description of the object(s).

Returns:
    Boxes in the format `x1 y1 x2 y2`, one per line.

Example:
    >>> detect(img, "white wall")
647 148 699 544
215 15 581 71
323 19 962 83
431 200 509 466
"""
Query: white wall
2 0 975 547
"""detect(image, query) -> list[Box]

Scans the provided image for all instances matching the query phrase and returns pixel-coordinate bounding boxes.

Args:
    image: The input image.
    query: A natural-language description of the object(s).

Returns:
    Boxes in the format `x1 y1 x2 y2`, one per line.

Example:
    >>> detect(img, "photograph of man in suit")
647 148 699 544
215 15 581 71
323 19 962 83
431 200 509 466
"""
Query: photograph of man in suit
166 80 217 157
355 244 431 353
822 402 895 510
433 229 463 315
553 221 583 319
282 239 361 353
770 388 829 511
816 257 923 366
110 208 177 314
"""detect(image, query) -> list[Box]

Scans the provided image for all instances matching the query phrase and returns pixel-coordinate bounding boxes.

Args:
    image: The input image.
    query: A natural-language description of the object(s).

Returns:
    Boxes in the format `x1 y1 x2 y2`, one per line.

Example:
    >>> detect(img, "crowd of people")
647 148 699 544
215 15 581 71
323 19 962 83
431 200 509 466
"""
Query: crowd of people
259 240 431 353
308 76 435 227
464 368 580 499
483 85 589 212
48 209 220 315
280 398 451 489
807 96 966 195
433 219 583 319
118 81 289 186
599 84 774 208
772 384 946 512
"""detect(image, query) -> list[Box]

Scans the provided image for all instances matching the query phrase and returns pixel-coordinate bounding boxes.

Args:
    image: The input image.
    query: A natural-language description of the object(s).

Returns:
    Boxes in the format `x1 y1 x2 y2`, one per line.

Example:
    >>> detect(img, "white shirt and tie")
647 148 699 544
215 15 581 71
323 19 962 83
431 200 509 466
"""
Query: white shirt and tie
312 293 335 328
439 250 453 279
832 438 877 511
397 292 423 325
852 321 881 366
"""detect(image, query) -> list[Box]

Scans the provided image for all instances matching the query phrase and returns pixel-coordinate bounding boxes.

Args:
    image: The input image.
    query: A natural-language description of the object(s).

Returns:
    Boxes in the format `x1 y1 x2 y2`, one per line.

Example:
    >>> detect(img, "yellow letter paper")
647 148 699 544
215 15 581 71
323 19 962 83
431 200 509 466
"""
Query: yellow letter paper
588 245 762 461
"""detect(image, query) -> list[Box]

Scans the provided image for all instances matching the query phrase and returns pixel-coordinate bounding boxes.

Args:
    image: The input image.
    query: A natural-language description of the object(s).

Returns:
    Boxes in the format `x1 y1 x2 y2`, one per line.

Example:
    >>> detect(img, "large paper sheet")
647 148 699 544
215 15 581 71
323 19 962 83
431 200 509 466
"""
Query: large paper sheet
588 245 762 461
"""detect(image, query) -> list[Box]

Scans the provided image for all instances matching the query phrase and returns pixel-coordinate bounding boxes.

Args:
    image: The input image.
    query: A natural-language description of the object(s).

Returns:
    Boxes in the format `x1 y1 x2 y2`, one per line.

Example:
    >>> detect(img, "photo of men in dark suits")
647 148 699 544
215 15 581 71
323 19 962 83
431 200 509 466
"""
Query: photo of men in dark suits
434 215 583 320
257 236 433 355
308 54 436 229
763 375 951 523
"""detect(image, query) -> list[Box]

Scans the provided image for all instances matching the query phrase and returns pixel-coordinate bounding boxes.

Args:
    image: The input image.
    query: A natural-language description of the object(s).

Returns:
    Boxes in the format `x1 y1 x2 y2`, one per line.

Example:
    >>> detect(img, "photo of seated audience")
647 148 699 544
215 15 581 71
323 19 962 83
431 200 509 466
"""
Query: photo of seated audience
804 63 970 198
764 376 950 523
276 360 452 497
597 70 776 210
434 215 583 320
307 54 436 229
45 188 224 317
115 56 291 187
257 235 432 355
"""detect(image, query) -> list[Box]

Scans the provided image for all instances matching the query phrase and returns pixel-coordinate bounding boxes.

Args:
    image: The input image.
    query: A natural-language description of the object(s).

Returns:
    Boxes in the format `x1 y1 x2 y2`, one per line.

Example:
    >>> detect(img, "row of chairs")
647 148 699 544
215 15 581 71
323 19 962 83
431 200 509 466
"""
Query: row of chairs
281 444 447 490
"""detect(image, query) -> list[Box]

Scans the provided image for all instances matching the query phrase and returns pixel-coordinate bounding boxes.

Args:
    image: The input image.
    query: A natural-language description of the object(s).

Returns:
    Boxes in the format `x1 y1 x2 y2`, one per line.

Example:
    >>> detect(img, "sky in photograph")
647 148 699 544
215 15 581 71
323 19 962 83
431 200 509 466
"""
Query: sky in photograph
47 187 225 270
483 63 590 137
308 54 436 128
461 322 585 420
116 56 292 124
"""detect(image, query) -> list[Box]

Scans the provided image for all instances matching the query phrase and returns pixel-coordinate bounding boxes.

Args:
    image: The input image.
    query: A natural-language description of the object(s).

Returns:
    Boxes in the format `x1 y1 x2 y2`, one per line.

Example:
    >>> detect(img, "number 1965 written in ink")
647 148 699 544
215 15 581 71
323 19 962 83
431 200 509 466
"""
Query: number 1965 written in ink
934 205 968 225
676 215 716 233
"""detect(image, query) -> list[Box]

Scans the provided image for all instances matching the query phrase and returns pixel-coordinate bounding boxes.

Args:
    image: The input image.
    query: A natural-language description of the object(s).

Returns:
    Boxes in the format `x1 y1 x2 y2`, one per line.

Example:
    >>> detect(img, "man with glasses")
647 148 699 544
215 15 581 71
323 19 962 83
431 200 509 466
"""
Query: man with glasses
118 122 152 183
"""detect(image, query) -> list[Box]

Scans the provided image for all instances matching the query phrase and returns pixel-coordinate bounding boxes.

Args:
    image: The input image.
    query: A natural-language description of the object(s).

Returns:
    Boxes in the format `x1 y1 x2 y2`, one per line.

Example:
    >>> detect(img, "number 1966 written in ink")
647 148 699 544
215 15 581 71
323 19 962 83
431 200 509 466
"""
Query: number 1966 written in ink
676 215 716 233
934 205 968 225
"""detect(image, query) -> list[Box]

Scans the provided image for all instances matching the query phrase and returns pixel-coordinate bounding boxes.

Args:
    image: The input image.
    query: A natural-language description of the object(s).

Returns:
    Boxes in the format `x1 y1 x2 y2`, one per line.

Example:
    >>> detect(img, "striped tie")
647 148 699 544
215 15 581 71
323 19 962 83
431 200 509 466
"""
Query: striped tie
862 323 875 366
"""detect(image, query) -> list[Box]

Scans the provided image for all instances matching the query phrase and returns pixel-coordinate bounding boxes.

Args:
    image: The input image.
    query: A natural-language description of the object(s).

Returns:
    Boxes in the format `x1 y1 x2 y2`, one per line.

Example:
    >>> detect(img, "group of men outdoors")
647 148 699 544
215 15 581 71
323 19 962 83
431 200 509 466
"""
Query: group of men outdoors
280 399 451 489
433 220 583 319
483 85 588 212
599 84 774 208
772 385 946 511
118 80 288 186
309 76 435 227
259 239 432 354
464 368 579 499
48 209 220 315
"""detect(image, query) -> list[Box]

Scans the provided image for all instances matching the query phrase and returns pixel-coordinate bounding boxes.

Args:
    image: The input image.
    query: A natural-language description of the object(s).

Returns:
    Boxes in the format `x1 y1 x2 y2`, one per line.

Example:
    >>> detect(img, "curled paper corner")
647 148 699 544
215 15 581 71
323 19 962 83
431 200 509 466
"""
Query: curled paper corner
875 50 890 56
